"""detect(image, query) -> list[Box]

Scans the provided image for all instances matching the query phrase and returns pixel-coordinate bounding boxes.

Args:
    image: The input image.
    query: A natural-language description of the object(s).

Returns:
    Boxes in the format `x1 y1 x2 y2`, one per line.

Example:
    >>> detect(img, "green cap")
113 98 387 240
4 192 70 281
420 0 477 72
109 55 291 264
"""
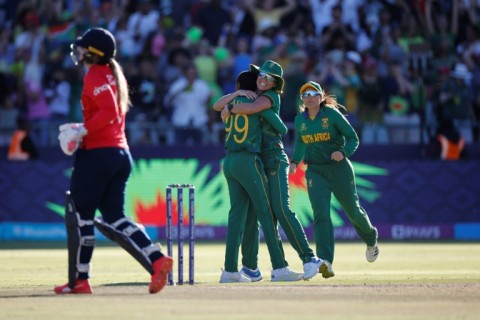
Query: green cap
299 81 323 95
249 60 284 94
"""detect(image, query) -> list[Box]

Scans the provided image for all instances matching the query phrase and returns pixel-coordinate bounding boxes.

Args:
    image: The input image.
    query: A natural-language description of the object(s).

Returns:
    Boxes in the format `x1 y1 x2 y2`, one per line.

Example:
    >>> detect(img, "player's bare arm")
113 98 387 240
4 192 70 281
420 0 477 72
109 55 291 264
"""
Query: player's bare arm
213 90 257 111
220 95 271 120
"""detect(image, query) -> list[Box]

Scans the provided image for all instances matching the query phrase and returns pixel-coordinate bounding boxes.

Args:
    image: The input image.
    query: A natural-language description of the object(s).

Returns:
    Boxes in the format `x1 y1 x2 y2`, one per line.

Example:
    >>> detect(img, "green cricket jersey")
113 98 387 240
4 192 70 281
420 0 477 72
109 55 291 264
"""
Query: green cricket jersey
241 89 319 266
225 95 287 153
222 95 290 272
291 104 359 165
259 90 284 154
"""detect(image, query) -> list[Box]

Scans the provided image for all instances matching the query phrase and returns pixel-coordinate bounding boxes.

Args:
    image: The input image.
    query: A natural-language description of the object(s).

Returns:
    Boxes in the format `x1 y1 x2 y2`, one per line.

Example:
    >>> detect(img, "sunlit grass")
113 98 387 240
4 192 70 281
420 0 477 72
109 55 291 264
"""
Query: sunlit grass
0 242 479 320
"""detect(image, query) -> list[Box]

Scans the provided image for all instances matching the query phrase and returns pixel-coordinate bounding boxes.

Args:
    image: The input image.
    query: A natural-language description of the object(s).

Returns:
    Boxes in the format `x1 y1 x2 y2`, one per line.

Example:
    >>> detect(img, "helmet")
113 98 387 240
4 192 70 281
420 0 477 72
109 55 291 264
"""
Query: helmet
73 28 116 63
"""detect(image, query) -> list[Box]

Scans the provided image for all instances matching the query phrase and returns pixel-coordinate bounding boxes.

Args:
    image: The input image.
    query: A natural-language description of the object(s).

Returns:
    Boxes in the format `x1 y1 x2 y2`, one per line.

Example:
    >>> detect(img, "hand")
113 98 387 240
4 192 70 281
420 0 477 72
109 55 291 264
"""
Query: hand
331 151 344 162
288 163 297 174
58 123 88 156
220 106 231 122
237 90 257 100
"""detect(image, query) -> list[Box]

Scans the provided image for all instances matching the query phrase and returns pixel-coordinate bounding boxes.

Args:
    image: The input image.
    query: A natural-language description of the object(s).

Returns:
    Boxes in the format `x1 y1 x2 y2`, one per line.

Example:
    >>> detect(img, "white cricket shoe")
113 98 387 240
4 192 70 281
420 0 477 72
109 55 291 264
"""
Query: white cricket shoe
271 267 303 282
219 270 252 283
366 242 379 262
240 266 262 282
319 260 335 278
303 257 323 280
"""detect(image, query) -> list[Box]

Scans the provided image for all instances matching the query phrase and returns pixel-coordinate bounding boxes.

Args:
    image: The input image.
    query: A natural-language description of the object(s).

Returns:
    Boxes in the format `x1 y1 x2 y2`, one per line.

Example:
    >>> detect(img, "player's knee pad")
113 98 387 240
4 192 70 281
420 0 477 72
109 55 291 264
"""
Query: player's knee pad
93 217 160 274
65 191 95 286
77 227 95 273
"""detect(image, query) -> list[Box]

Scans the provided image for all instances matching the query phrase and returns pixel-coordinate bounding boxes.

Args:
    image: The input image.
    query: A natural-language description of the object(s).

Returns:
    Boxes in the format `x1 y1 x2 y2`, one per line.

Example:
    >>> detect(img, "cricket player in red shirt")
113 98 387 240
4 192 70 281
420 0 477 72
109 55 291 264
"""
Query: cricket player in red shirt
55 28 172 294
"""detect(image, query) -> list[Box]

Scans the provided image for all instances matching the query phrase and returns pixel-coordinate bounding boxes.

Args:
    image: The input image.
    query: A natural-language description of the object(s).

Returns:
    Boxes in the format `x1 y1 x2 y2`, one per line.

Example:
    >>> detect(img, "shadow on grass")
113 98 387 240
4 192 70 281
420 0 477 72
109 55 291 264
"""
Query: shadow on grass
102 282 147 287
0 241 117 250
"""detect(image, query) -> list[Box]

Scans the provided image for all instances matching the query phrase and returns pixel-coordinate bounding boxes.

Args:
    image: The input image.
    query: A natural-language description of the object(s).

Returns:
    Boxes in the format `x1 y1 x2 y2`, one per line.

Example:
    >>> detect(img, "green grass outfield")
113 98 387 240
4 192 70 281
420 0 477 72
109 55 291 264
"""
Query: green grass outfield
1 242 479 320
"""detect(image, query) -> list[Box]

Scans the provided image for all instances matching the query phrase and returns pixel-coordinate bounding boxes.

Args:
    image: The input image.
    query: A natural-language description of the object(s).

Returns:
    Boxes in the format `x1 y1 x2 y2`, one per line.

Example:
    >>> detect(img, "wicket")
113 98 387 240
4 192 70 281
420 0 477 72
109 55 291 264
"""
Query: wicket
166 183 195 285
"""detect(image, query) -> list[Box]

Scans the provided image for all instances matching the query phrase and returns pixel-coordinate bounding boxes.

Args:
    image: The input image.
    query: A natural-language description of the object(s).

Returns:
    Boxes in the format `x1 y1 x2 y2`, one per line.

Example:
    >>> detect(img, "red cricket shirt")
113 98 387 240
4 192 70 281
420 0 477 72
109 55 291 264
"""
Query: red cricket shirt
80 64 128 150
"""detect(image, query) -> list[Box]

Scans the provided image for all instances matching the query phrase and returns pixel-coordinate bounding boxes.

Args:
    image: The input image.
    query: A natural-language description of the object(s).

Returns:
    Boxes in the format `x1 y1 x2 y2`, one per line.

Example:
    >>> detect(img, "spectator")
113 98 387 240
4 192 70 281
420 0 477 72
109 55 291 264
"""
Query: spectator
24 77 51 146
0 27 15 72
1 0 478 148
156 45 192 119
309 0 338 35
428 37 457 84
397 13 426 58
434 63 477 143
7 116 38 160
339 0 363 34
377 23 410 78
465 44 480 143
147 17 167 59
45 68 71 123
129 58 160 120
231 36 254 86
114 17 138 61
427 119 466 160
342 50 363 129
381 59 418 144
279 0 315 40
230 0 256 41
251 21 278 63
166 0 194 29
158 45 192 92
14 11 46 70
0 74 20 146
357 56 389 144
281 49 308 123
370 7 395 59
192 0 232 47
320 3 356 52
246 0 296 34
193 39 218 84
164 63 212 145
425 0 458 55
312 50 348 108
126 0 160 58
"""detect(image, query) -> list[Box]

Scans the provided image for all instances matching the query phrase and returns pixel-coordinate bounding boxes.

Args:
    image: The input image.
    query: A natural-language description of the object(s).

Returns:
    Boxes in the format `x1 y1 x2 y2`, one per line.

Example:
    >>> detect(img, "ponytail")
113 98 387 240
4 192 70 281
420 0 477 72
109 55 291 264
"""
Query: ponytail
109 58 131 114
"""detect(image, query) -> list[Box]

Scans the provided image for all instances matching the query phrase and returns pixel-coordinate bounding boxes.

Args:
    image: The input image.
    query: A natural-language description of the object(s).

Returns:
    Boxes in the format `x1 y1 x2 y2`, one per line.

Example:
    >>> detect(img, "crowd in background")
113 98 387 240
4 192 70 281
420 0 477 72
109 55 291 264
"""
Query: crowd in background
1 0 480 152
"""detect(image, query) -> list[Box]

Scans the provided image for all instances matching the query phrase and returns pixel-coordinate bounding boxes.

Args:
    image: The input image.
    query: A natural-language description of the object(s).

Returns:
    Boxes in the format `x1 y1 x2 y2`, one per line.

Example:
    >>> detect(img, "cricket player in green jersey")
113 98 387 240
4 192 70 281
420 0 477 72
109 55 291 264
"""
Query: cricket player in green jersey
214 71 303 282
220 61 322 282
289 81 379 279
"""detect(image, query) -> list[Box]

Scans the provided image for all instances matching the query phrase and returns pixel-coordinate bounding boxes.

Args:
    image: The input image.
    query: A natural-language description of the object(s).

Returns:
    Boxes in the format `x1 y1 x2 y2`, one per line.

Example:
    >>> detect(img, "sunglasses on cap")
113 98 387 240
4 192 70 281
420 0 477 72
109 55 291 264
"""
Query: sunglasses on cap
301 90 322 98
258 71 277 83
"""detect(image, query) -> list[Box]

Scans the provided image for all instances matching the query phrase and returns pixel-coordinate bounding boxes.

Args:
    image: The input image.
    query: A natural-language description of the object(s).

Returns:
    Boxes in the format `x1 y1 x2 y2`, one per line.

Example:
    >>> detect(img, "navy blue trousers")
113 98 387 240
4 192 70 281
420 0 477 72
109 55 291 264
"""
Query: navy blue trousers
69 147 161 278
70 147 132 223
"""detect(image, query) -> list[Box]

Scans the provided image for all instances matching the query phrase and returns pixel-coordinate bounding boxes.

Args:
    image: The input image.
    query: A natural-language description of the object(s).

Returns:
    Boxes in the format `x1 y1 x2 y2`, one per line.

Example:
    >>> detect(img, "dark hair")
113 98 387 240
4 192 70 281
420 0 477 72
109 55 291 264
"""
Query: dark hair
237 71 257 91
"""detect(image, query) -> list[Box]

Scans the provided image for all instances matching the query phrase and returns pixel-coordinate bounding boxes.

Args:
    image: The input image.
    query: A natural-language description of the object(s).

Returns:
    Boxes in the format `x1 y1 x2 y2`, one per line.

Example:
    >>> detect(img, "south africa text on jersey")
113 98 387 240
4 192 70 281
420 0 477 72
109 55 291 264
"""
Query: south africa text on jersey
301 132 331 143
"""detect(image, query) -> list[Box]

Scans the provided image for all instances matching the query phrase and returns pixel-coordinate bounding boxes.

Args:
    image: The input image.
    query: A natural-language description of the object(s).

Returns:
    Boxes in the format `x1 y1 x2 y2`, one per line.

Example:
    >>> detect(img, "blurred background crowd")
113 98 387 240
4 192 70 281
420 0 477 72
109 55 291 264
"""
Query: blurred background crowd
0 0 479 155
